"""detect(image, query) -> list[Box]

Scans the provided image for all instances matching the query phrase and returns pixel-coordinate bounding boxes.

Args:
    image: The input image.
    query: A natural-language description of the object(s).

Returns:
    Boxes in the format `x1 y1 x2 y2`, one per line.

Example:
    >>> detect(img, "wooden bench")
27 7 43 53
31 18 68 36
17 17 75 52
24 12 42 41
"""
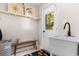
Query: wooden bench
13 39 37 56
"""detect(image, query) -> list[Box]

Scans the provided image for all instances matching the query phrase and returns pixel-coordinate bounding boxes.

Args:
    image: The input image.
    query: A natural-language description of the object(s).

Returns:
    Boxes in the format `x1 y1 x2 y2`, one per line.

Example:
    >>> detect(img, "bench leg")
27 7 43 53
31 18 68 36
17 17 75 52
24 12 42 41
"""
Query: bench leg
33 41 37 50
14 45 17 56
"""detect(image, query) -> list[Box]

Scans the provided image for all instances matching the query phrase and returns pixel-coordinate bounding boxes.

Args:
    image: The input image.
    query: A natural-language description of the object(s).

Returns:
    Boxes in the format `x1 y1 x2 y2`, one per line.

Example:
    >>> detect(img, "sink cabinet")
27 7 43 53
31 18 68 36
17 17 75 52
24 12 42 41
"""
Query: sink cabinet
49 37 79 56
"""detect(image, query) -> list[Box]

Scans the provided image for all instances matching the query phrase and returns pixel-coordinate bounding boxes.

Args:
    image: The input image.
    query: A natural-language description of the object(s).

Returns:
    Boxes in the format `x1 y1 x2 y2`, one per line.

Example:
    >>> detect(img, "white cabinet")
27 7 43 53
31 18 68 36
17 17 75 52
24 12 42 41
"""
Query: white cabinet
49 37 78 56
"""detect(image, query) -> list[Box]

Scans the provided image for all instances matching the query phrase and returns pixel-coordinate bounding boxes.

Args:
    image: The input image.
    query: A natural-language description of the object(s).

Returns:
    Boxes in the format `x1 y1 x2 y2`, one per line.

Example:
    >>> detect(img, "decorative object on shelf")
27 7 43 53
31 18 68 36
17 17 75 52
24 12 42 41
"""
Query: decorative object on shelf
8 3 23 15
26 8 32 14
22 3 25 15
7 3 36 17
25 7 33 16
45 12 54 30
12 5 19 13
25 4 36 17
22 3 33 16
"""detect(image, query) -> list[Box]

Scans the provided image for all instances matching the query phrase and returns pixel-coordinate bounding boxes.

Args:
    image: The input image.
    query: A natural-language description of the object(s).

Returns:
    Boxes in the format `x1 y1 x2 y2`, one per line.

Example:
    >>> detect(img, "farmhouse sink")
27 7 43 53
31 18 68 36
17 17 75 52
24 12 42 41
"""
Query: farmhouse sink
49 35 79 43
53 35 75 39
49 35 79 56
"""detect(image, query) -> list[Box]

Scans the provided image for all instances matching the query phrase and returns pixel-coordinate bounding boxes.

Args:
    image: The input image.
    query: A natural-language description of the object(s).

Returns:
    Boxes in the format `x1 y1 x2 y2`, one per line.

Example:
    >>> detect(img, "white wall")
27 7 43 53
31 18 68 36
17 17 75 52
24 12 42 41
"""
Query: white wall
0 3 7 11
0 13 38 42
56 3 79 36
0 3 39 43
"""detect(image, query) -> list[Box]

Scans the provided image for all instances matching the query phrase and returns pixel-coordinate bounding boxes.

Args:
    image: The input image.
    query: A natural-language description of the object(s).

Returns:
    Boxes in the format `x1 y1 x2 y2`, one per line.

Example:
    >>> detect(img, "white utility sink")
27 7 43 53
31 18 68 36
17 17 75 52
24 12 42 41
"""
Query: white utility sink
49 36 79 56
49 35 79 43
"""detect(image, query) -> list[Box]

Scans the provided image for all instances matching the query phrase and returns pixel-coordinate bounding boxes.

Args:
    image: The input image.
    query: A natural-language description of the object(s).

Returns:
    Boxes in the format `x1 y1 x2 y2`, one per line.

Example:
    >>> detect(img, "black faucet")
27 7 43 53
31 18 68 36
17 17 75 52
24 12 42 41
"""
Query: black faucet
63 22 71 36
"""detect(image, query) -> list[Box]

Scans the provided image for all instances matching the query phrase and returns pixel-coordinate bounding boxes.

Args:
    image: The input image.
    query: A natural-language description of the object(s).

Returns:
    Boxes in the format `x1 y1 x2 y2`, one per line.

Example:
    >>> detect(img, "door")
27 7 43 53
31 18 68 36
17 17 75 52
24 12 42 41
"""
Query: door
41 4 56 51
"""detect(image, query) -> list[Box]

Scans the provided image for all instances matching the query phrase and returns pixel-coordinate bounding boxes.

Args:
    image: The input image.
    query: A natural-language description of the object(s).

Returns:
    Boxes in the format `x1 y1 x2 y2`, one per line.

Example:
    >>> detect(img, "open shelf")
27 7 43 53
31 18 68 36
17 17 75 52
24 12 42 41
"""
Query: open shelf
0 10 40 20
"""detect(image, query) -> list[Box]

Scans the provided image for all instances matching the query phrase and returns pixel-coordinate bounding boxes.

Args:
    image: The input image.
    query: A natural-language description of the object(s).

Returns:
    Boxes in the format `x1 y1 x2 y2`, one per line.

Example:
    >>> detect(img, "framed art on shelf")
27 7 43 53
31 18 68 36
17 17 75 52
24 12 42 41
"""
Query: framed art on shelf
7 3 23 15
25 4 36 17
7 3 36 17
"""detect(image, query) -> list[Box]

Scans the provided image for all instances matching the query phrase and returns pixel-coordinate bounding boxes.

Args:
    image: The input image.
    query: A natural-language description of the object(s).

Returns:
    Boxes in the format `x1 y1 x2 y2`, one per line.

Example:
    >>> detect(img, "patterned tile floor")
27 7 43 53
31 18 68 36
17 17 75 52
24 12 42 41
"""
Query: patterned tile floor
24 49 50 56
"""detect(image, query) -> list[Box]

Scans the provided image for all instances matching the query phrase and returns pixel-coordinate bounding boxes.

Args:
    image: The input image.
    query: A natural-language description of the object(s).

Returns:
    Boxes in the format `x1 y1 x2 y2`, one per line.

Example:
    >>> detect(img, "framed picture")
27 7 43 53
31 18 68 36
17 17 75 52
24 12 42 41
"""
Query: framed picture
8 3 23 15
25 4 36 16
45 12 54 30
7 3 36 16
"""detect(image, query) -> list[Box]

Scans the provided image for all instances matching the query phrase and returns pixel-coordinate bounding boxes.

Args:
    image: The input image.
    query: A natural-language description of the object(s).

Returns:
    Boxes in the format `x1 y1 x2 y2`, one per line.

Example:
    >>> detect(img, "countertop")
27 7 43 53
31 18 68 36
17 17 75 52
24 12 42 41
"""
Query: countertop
48 36 79 43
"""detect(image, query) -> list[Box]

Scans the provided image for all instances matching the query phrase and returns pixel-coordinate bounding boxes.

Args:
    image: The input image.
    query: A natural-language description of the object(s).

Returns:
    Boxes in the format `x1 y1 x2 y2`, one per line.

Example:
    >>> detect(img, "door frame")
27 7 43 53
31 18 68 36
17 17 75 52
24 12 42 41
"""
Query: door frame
41 3 56 51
